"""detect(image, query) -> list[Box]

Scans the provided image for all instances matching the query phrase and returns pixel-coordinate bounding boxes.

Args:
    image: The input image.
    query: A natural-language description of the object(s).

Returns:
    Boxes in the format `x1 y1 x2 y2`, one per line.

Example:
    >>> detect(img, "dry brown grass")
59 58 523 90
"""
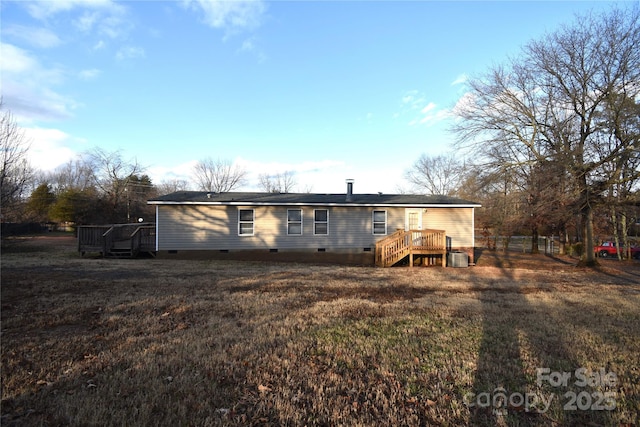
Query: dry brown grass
1 236 639 426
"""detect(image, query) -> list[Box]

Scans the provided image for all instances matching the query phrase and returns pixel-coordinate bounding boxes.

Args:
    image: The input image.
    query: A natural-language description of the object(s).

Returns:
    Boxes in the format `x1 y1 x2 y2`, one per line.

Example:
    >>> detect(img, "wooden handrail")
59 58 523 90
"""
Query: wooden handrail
374 229 406 247
102 226 115 256
130 225 156 254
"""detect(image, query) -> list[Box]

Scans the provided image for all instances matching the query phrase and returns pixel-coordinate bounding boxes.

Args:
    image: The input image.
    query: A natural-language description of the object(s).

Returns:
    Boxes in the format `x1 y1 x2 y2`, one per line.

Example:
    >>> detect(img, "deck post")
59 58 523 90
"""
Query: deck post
409 231 414 267
442 232 447 267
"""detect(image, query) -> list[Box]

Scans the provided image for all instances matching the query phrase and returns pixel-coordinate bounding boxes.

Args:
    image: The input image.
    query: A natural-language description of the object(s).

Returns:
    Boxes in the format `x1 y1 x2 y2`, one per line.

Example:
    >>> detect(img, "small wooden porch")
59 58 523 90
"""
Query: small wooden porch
375 229 447 267
78 223 156 258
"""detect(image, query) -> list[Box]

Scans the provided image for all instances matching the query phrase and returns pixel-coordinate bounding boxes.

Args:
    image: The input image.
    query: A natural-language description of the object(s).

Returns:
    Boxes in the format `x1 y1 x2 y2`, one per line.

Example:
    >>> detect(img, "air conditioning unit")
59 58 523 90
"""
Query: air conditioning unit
448 251 468 268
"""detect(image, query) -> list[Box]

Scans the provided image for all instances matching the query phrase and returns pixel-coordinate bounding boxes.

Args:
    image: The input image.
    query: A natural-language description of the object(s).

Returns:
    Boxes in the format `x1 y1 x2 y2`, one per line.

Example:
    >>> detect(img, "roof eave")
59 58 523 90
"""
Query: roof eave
147 200 482 208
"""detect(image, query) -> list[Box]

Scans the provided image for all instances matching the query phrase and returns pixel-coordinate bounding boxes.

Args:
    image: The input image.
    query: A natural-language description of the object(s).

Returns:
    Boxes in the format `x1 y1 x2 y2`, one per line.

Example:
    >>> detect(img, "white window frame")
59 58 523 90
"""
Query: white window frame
287 209 303 235
238 209 254 236
372 210 387 235
314 209 329 235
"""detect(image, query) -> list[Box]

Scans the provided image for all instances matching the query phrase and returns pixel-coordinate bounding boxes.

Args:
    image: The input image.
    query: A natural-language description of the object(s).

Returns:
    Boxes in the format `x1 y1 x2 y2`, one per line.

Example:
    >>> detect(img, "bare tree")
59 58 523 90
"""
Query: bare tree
600 94 640 259
193 157 246 192
48 158 95 193
405 153 464 195
0 104 33 220
258 171 297 193
156 178 191 195
84 148 145 222
452 6 640 266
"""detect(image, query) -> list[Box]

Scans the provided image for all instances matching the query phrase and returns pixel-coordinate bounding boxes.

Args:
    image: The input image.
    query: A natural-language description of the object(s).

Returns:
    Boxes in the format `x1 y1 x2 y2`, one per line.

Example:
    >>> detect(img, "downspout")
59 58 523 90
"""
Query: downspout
472 207 476 264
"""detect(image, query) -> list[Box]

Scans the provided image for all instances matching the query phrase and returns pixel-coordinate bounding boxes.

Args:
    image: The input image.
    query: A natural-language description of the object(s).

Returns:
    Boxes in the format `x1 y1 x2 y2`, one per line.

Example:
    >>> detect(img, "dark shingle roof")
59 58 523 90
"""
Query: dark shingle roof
148 191 480 207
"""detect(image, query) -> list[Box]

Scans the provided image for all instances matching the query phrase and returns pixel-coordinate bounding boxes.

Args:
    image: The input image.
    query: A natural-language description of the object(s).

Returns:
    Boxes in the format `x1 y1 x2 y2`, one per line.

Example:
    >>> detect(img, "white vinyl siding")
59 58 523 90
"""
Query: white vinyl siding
314 209 329 235
423 208 475 247
287 209 303 235
155 205 474 251
372 210 387 235
238 209 254 235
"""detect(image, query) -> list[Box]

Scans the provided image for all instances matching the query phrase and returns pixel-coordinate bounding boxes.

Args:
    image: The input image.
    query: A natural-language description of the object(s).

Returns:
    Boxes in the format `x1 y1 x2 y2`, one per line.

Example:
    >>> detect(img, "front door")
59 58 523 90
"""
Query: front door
405 209 423 231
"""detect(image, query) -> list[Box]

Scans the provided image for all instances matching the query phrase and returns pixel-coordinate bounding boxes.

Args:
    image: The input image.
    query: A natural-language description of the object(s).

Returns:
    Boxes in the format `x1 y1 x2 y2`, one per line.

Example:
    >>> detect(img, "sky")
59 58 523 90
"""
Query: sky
1 0 626 194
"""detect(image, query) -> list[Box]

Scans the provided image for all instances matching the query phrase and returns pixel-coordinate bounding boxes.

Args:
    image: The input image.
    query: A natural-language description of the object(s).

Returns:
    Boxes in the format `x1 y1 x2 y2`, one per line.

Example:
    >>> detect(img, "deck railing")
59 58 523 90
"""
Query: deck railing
130 225 156 254
77 225 112 253
78 223 156 257
375 229 446 267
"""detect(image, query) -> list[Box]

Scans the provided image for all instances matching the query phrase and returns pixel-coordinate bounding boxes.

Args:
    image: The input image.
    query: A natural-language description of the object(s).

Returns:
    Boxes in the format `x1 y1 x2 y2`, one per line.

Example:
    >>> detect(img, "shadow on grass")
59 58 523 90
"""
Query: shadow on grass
469 265 621 426
475 247 581 270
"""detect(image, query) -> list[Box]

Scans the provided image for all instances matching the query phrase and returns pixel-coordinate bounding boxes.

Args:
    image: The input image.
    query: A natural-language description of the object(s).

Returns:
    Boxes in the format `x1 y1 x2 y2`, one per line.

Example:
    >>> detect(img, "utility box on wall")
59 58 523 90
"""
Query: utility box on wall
448 251 468 268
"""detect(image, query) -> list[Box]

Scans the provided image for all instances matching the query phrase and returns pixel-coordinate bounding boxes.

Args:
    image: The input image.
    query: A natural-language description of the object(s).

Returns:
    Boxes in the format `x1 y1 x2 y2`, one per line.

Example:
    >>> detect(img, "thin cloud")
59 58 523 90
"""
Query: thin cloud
92 40 106 51
234 157 346 192
1 43 78 122
74 8 132 40
25 0 132 40
421 102 436 114
183 0 267 34
115 46 145 61
75 11 100 32
237 158 345 176
401 90 426 110
240 38 256 52
2 25 62 48
451 74 468 86
23 127 83 172
398 90 450 127
418 108 452 125
1 43 39 74
79 69 101 80
4 83 80 123
26 0 124 20
238 37 267 63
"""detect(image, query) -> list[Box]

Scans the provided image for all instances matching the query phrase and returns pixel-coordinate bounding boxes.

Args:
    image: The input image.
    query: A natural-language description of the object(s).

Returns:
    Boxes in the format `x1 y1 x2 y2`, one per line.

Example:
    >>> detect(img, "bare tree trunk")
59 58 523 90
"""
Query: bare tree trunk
559 228 569 255
621 212 631 261
611 205 622 260
531 226 539 254
581 204 597 267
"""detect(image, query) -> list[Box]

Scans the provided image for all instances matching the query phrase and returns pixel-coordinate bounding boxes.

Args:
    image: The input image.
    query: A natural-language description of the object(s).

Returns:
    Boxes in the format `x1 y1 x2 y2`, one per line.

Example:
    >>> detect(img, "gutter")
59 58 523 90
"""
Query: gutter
147 201 482 208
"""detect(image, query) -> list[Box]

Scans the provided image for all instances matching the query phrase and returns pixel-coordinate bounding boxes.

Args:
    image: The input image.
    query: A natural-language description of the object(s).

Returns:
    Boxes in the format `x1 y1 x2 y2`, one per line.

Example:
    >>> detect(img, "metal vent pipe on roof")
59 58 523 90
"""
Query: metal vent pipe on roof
346 179 354 202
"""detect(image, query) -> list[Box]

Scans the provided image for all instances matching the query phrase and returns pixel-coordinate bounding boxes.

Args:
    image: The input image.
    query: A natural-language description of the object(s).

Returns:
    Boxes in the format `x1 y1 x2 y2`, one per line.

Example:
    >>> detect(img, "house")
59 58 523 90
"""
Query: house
147 182 480 266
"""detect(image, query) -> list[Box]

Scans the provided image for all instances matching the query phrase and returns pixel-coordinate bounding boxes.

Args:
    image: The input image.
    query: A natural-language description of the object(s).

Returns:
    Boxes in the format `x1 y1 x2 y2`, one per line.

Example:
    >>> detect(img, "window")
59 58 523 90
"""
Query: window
373 210 387 235
314 209 328 235
238 209 254 235
287 209 302 235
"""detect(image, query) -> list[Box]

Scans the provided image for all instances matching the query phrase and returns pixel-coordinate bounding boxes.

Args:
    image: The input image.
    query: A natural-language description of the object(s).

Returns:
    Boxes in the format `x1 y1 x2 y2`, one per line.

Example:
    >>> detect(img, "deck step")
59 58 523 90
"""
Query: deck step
106 248 134 259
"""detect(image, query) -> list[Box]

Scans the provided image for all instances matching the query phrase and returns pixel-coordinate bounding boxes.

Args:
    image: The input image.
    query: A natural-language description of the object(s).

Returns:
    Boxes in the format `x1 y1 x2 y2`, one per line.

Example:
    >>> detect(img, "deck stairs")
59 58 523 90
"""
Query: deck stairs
375 229 447 267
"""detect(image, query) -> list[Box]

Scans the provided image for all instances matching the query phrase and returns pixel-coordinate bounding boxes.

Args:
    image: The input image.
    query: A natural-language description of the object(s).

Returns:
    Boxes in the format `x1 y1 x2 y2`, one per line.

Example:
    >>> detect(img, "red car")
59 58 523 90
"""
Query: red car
595 241 640 259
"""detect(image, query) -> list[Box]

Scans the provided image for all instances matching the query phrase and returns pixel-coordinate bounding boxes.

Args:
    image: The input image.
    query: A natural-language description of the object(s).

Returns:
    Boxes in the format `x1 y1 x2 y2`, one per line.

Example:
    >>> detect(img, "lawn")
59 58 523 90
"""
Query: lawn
1 236 639 426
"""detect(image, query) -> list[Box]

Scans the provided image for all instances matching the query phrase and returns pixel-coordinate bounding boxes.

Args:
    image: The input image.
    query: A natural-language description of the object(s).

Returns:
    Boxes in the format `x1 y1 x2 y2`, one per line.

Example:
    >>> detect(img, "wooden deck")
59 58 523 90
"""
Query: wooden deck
78 223 156 258
375 229 447 267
